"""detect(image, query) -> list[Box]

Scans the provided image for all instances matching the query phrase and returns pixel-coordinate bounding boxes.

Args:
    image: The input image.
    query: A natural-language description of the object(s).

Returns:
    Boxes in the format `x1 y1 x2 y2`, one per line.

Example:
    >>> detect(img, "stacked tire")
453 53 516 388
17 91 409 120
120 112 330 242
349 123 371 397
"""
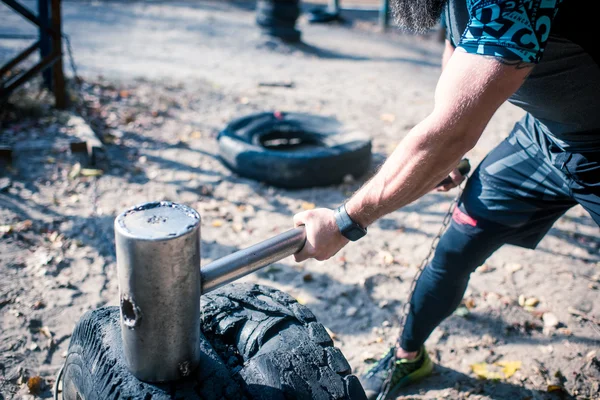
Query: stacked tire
256 0 302 42
60 283 367 399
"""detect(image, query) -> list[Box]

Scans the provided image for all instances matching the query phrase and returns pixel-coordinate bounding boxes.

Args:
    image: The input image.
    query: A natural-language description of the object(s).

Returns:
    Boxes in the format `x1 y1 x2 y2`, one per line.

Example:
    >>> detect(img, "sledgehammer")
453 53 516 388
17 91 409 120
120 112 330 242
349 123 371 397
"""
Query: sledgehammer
114 159 470 383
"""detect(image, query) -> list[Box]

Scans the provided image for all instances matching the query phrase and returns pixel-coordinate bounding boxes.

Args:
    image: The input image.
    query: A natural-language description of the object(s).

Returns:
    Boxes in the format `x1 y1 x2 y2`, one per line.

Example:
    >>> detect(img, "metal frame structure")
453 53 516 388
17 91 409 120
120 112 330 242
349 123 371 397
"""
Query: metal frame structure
0 0 66 108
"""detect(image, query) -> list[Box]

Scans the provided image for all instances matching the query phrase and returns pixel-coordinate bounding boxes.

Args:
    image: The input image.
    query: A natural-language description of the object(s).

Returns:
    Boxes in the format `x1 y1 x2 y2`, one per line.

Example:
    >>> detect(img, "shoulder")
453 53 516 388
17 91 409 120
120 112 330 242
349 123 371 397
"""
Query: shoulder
459 0 563 63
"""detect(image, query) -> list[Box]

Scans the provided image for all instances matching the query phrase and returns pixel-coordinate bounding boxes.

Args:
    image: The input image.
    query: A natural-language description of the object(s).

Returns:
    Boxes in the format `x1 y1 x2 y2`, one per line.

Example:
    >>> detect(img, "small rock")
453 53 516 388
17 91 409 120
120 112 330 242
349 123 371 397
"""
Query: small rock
382 320 391 327
345 306 358 317
28 342 39 351
302 273 314 283
542 312 560 328
378 300 389 308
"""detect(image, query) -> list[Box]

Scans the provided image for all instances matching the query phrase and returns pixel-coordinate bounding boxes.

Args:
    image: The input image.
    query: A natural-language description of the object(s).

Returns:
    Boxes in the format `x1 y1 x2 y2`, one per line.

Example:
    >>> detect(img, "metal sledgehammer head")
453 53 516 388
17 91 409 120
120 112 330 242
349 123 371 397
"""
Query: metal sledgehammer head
114 201 306 383
115 202 202 383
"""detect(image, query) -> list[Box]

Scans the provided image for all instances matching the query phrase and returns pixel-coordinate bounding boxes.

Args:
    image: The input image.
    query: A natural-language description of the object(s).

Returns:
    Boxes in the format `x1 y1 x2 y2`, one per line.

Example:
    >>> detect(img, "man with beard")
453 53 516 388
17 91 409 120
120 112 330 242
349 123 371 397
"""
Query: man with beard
292 0 599 398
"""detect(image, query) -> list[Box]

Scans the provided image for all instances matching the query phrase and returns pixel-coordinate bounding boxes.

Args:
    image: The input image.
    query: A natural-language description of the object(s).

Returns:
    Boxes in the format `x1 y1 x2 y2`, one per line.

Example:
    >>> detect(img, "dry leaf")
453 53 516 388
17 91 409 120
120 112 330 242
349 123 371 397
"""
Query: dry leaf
301 202 316 210
380 113 396 123
211 220 224 227
189 131 202 139
505 263 523 273
39 326 53 339
119 90 130 98
518 295 526 307
46 156 56 164
382 252 395 265
470 363 503 380
27 376 45 395
296 296 307 305
471 361 521 380
497 360 522 378
80 168 104 177
68 162 81 179
0 225 13 234
232 224 243 232
525 297 540 307
464 297 476 310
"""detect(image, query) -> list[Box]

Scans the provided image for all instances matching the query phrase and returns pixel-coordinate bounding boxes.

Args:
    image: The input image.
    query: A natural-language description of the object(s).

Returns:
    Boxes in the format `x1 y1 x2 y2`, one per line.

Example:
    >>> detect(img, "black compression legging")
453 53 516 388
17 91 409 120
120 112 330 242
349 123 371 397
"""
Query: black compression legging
399 221 505 352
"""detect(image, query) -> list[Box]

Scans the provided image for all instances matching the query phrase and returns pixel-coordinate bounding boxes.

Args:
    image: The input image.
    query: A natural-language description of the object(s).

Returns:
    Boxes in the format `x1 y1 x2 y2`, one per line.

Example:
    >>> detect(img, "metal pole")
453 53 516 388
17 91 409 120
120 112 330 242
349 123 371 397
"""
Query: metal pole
201 226 306 293
379 0 390 31
50 0 66 108
38 0 52 88
115 201 202 383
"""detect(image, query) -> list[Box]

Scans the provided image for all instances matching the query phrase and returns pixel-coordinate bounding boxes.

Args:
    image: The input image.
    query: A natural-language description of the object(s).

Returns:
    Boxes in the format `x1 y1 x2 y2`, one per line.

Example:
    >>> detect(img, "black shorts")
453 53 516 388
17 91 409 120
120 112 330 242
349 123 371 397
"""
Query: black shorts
456 115 600 249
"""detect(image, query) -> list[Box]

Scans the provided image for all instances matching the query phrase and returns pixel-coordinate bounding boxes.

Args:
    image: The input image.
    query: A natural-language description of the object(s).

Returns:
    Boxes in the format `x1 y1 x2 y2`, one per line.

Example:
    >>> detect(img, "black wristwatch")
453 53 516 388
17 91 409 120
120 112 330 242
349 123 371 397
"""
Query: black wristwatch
334 204 367 241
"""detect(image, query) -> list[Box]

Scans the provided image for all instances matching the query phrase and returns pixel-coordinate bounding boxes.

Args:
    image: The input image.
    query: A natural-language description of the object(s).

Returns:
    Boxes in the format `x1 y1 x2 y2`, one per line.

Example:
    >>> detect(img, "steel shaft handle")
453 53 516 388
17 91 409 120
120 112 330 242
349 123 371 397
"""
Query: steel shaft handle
201 226 306 293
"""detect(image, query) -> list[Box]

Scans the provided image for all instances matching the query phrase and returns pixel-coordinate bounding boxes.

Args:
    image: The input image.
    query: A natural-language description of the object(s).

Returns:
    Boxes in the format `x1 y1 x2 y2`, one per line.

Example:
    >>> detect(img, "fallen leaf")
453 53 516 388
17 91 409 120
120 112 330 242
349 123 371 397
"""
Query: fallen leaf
46 156 56 164
471 361 521 380
470 363 503 380
39 326 53 339
119 89 130 98
68 162 82 179
301 202 316 210
80 168 103 177
211 220 224 227
525 297 540 307
547 384 565 393
32 300 46 310
380 113 396 123
296 296 307 305
189 131 202 139
464 297 476 310
505 263 523 273
27 376 45 395
0 225 13 234
518 295 526 307
497 360 522 378
382 252 395 265
232 223 243 232
478 264 495 273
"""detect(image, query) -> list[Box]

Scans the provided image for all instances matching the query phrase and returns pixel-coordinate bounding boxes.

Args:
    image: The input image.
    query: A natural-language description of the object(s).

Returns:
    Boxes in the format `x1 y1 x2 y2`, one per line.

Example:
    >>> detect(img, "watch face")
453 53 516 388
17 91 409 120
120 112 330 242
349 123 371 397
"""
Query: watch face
344 225 366 241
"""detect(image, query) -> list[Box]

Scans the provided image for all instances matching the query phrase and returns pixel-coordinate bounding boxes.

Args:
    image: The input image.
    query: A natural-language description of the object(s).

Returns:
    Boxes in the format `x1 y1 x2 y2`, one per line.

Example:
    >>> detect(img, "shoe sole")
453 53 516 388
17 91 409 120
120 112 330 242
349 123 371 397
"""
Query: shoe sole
379 356 434 400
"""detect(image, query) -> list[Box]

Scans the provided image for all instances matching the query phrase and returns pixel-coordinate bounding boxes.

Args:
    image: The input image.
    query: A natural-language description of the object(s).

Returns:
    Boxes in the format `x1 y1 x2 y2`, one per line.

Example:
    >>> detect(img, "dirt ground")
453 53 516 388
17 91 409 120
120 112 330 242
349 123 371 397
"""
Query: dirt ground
1 1 599 399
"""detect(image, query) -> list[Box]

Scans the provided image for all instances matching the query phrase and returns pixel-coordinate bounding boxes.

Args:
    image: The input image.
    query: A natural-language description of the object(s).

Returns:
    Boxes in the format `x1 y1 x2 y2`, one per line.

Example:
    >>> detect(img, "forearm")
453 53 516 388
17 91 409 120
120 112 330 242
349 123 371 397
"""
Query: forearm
345 115 475 227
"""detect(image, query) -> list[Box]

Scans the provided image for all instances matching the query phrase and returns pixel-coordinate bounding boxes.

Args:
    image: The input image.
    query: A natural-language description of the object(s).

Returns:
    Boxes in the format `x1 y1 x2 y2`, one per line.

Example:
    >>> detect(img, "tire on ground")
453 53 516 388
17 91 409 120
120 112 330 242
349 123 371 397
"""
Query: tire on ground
61 284 367 399
218 112 372 188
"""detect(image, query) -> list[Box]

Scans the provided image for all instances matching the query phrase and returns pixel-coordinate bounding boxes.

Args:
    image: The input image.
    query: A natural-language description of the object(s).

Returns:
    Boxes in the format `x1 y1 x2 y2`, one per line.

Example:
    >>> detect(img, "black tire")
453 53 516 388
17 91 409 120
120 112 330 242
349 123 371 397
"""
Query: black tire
61 308 246 400
218 112 372 188
201 283 367 400
61 284 367 400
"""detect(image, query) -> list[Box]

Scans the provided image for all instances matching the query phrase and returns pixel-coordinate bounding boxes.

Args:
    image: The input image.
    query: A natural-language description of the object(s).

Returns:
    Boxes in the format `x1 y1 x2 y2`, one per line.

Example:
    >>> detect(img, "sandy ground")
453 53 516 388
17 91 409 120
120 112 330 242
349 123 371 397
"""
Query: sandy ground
1 1 599 399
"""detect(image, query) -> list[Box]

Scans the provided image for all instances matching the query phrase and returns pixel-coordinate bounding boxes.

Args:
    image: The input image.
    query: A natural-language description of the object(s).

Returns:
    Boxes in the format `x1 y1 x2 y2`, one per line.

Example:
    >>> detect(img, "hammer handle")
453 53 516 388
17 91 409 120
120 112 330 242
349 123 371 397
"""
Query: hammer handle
201 226 307 293
201 159 471 293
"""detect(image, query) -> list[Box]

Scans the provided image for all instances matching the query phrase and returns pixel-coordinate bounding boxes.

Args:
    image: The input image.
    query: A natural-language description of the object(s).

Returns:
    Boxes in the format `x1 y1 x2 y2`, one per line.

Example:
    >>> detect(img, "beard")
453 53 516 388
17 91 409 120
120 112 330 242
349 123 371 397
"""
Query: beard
391 0 447 34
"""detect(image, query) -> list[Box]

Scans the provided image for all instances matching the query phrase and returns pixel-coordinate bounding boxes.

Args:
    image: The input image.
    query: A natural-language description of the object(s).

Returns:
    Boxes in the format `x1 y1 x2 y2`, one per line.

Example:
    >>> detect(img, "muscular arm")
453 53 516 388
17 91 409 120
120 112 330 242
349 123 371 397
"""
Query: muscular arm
345 51 532 228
